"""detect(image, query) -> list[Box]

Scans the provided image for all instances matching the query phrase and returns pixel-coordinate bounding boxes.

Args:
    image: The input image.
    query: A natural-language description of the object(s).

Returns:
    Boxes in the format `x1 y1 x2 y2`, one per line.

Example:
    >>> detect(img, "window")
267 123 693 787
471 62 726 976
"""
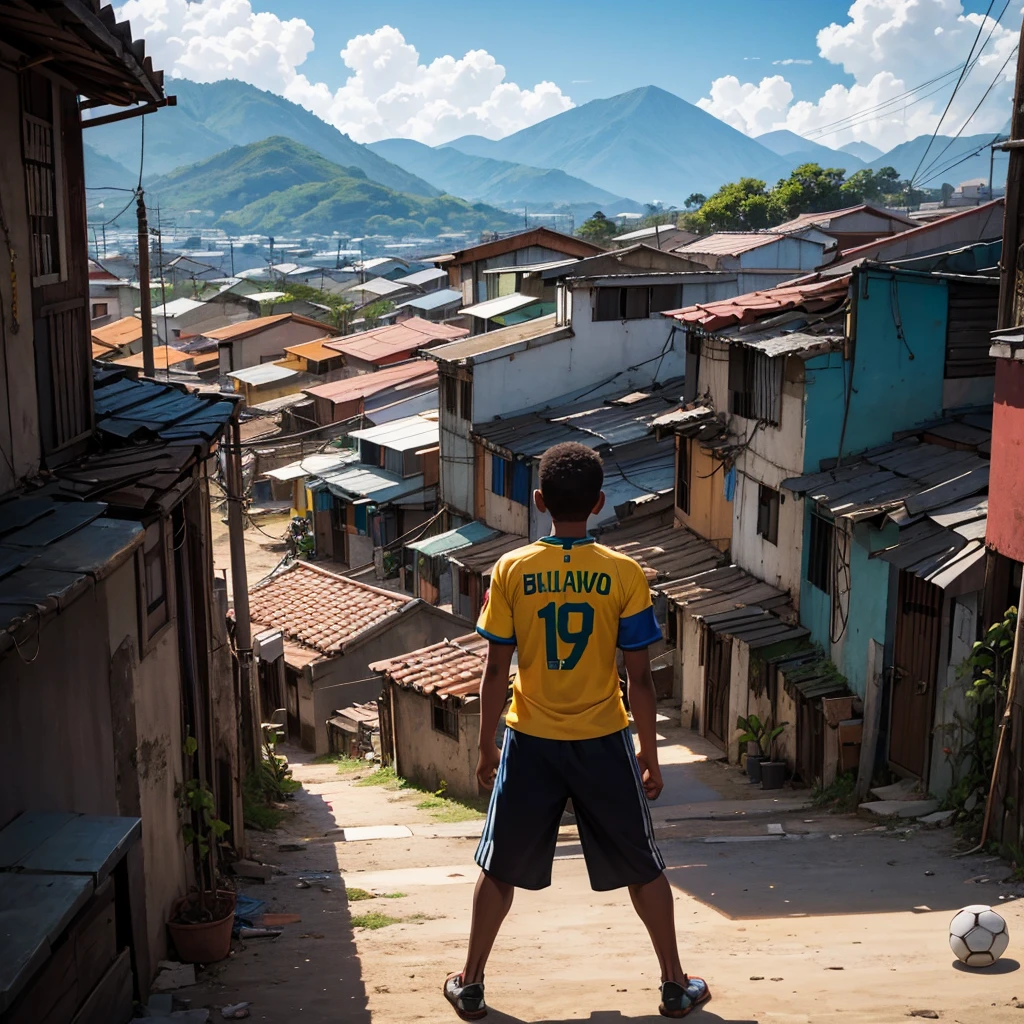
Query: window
22 74 63 283
595 287 622 321
443 376 458 415
91 302 108 319
807 511 833 594
595 284 682 322
491 455 530 506
650 284 682 313
142 520 169 639
432 694 459 738
624 287 649 320
675 438 691 515
458 569 471 596
727 346 782 425
756 484 780 545
459 378 472 421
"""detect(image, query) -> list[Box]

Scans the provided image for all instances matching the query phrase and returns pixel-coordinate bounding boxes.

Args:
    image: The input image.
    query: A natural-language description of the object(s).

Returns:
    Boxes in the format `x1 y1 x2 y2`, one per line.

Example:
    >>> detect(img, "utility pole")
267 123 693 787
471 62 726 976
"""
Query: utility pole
137 190 155 377
229 238 235 277
999 20 1024 329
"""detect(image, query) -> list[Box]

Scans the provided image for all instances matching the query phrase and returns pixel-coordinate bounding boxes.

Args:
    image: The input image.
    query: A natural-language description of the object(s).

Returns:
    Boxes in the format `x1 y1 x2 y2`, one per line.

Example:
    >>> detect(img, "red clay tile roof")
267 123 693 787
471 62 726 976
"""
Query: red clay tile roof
370 634 487 698
304 359 437 403
324 317 468 364
249 562 411 654
662 275 850 332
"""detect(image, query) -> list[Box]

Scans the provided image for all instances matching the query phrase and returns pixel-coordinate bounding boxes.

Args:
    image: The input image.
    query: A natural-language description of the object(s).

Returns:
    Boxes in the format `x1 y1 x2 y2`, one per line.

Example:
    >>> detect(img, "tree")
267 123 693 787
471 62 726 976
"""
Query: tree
577 211 619 246
772 163 846 220
362 299 395 328
840 166 901 203
684 193 707 211
689 178 773 232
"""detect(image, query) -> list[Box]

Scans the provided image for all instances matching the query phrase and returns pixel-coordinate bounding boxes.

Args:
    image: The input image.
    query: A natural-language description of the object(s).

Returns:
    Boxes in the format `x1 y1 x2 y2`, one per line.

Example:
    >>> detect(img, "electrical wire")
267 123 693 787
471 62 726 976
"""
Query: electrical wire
909 0 997 188
913 38 1015 186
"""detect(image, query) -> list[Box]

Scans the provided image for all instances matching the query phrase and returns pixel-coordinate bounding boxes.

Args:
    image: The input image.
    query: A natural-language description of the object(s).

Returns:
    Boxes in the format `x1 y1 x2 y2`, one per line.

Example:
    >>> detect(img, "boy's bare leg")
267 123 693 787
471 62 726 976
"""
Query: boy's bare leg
628 873 685 984
462 872 515 984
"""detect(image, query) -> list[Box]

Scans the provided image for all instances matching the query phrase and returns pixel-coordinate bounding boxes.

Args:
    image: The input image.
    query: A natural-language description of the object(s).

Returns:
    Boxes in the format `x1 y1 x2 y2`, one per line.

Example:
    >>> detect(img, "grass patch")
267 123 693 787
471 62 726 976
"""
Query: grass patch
312 753 371 775
242 774 288 831
355 766 402 788
382 892 407 899
415 793 488 822
356 767 486 821
346 888 375 902
351 911 399 930
812 771 858 813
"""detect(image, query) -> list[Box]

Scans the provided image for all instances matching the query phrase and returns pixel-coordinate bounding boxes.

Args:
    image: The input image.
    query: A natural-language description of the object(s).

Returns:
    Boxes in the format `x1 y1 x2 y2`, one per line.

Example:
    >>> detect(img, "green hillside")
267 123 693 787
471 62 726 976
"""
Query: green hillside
84 79 440 197
139 137 519 237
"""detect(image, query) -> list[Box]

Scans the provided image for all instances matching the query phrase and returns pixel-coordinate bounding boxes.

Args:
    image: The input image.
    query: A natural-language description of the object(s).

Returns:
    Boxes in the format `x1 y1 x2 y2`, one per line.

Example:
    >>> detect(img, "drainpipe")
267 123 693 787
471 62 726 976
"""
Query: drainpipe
225 405 262 771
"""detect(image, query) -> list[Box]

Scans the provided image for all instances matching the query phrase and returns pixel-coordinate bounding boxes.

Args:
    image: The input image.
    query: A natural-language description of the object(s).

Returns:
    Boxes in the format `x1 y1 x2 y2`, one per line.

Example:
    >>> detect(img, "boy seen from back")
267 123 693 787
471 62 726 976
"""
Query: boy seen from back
444 442 710 1020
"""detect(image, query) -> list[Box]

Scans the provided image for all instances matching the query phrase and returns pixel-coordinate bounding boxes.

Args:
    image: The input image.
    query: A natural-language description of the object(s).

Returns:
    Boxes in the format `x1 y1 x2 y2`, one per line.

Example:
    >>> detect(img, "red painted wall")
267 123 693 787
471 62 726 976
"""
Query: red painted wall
987 358 1024 562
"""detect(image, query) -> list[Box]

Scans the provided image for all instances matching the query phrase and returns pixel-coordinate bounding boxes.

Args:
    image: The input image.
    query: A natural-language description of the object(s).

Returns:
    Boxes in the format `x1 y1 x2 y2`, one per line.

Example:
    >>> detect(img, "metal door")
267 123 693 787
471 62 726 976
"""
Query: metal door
888 572 943 779
703 630 731 751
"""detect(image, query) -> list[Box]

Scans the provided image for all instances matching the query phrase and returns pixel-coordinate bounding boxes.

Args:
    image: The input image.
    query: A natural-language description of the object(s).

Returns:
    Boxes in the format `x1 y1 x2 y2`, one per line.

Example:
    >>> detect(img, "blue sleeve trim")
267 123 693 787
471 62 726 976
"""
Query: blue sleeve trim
477 626 517 646
617 607 663 651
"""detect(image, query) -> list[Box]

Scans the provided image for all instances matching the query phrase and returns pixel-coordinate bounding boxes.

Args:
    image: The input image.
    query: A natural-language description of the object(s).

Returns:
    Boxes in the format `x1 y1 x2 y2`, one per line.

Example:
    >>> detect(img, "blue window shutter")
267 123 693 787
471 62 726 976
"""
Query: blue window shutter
355 504 368 534
492 454 505 497
512 460 530 506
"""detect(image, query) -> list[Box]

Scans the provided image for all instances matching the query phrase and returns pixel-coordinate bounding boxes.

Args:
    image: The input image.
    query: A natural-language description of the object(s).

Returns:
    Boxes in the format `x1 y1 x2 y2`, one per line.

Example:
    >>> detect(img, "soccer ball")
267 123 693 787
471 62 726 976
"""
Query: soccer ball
949 905 1009 967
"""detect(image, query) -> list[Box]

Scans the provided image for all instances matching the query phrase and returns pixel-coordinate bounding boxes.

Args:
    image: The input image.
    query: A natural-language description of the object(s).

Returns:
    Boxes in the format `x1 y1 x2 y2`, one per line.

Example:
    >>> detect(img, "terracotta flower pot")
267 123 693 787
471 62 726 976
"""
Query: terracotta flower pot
167 890 236 964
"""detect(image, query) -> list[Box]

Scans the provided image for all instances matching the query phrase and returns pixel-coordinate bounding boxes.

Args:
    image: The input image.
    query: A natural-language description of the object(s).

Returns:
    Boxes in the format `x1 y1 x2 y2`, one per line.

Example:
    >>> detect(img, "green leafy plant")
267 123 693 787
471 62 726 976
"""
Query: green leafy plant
736 714 788 760
941 605 1016 838
178 733 231 920
351 911 400 930
812 771 858 812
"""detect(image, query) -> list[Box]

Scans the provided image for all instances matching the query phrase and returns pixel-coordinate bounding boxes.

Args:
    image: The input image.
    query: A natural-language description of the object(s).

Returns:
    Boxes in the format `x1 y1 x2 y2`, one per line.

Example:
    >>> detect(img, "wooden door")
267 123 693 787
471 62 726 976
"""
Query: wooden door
703 630 731 751
888 572 943 779
285 669 301 743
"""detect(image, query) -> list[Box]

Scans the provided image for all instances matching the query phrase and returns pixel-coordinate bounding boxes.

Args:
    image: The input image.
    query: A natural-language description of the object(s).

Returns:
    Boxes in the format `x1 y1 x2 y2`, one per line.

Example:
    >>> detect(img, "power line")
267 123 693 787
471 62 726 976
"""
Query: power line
916 43 1018 185
910 0 1000 187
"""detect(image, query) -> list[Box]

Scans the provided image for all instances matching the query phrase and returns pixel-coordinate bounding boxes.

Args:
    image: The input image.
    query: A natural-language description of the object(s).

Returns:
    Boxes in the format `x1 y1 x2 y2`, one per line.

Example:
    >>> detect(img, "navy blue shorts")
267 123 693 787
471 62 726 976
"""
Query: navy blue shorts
474 727 665 891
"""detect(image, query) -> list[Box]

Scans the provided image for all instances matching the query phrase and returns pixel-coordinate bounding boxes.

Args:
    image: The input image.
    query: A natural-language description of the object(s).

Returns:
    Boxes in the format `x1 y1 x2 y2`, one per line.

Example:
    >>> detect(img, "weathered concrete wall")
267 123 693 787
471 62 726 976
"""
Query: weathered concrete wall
308 606 472 754
391 686 479 799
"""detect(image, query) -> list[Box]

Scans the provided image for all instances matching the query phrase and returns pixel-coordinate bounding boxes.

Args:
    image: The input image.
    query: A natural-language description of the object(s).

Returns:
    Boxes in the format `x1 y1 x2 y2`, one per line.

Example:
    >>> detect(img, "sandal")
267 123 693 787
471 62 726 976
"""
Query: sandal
660 976 711 1018
443 971 487 1020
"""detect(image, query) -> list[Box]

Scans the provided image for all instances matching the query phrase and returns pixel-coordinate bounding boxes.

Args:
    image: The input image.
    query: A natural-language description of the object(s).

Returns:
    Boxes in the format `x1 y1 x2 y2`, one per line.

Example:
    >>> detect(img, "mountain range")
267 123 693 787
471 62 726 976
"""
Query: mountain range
82 78 1010 241
137 136 520 237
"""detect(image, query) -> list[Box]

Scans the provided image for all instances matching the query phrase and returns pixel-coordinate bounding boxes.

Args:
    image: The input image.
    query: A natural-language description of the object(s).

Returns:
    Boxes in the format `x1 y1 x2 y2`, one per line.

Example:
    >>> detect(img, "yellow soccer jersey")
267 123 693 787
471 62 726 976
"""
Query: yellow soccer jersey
477 536 662 740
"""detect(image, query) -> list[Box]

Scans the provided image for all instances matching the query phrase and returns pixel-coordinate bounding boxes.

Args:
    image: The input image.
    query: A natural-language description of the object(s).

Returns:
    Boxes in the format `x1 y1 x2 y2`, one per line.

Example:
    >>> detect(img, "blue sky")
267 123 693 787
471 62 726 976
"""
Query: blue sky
258 0 1005 106
120 0 1021 149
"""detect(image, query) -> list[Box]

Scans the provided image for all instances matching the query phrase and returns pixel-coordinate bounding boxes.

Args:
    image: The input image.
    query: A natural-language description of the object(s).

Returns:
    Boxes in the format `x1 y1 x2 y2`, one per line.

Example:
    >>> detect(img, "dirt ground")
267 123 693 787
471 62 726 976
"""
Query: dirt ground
175 731 1024 1024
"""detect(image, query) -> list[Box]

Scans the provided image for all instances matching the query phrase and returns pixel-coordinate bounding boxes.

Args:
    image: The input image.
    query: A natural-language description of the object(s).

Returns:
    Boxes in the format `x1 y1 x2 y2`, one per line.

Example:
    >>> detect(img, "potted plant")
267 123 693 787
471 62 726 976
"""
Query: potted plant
736 714 782 784
759 719 790 791
167 734 235 964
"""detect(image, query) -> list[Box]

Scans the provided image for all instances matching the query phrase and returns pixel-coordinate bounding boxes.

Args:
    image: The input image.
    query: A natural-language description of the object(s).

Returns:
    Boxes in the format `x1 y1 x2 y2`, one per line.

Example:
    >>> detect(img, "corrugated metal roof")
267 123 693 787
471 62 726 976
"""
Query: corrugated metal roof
397 288 463 312
348 414 439 452
324 317 467 364
701 605 810 649
407 521 498 557
474 380 684 457
315 463 428 505
663 276 850 331
460 293 540 319
227 363 298 385
773 203 916 233
675 232 787 257
148 297 204 317
304 360 437 403
394 268 449 287
283 338 345 362
600 449 676 525
347 277 409 298
602 523 725 583
111 346 192 369
92 316 142 347
265 451 359 482
782 436 989 522
661 564 794 619
448 532 526 574
424 314 566 365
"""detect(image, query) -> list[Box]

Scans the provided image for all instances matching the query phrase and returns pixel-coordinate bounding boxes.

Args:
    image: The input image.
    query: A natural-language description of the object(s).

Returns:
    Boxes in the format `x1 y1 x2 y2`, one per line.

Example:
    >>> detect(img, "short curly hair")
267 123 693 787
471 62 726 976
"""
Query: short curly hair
538 442 603 521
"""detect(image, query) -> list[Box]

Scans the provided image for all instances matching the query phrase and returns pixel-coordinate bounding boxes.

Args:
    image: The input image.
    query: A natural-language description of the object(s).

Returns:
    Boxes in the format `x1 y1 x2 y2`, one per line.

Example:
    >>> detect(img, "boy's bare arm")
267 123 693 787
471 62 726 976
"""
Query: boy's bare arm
623 647 663 799
476 642 515 790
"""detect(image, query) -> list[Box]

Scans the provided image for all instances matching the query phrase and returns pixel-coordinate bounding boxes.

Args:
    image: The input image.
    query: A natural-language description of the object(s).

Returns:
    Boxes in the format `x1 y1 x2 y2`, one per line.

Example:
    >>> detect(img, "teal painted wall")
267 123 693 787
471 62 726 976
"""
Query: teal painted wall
801 271 949 475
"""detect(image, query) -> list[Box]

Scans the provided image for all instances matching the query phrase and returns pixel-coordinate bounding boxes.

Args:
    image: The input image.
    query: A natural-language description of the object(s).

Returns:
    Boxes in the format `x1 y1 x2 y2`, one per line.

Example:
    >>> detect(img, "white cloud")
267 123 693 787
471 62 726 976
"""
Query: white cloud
699 0 1021 156
773 59 814 66
116 3 573 145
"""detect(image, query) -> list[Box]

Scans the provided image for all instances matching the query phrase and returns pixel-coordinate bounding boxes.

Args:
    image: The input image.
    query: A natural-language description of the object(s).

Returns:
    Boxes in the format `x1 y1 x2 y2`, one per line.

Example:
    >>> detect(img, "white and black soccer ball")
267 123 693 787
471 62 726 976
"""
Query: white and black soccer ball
949 904 1009 967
